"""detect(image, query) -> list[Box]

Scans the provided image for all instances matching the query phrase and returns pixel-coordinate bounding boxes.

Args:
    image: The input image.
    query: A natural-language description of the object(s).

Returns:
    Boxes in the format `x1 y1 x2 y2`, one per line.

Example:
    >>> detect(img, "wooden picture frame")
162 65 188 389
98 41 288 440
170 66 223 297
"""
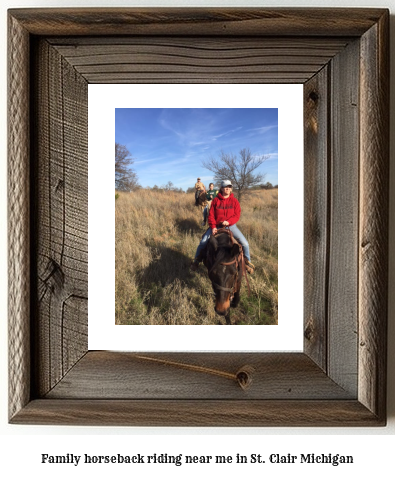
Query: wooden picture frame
8 8 389 426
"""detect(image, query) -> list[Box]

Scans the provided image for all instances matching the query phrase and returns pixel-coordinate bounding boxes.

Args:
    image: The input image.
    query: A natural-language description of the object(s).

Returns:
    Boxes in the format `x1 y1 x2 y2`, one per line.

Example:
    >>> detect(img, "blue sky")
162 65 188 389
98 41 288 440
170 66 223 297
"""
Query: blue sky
115 108 278 191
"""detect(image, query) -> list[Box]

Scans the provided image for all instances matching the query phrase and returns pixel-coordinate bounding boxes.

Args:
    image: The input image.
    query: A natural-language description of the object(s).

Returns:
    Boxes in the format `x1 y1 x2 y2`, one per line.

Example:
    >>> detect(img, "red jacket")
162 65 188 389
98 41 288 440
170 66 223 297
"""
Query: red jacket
208 192 241 229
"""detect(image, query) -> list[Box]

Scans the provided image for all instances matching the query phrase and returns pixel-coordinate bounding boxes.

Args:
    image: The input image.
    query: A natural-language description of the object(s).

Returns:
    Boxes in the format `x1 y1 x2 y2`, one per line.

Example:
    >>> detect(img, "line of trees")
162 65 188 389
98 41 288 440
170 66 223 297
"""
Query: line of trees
149 182 185 193
260 182 278 190
116 143 272 199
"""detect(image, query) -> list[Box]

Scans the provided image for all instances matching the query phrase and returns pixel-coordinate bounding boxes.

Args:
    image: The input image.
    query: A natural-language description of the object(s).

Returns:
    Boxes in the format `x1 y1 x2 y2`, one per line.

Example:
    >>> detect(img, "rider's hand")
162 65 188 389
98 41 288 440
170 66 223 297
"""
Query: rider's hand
222 221 229 226
212 228 218 235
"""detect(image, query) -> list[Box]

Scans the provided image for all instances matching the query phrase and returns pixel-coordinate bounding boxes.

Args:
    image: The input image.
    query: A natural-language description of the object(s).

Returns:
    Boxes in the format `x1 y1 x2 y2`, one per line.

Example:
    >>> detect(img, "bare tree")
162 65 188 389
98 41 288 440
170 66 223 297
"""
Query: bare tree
202 148 267 202
162 181 174 191
115 143 140 191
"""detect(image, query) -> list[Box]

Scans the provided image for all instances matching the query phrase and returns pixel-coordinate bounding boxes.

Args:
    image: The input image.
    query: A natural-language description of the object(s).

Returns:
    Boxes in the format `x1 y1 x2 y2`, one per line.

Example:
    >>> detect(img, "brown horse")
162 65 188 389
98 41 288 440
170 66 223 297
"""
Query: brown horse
203 228 249 324
195 190 207 210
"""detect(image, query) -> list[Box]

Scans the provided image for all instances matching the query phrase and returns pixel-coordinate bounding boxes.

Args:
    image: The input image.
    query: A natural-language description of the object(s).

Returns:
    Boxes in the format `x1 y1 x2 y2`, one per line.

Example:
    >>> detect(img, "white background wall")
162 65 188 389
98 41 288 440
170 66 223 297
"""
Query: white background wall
1 1 394 476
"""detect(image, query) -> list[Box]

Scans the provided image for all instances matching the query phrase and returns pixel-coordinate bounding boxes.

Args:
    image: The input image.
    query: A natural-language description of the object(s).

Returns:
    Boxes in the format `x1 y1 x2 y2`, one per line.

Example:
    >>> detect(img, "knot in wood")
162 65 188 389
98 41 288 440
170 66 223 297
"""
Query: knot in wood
236 365 254 390
304 321 314 341
308 90 319 103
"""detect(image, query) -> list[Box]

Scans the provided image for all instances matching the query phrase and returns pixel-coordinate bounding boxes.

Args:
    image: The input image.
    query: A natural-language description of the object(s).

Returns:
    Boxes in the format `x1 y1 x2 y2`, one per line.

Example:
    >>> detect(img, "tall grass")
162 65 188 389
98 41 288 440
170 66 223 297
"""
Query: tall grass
115 189 278 325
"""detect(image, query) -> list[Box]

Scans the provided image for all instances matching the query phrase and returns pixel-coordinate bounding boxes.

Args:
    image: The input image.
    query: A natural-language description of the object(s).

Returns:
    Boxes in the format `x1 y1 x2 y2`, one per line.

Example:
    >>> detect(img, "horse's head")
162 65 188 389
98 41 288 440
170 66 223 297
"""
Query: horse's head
206 232 241 316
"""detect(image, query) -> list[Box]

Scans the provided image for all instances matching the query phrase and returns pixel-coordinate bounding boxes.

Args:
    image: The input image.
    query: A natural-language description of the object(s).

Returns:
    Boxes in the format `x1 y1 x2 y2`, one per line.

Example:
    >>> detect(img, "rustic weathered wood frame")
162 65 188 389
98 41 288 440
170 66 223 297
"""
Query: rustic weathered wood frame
8 8 389 426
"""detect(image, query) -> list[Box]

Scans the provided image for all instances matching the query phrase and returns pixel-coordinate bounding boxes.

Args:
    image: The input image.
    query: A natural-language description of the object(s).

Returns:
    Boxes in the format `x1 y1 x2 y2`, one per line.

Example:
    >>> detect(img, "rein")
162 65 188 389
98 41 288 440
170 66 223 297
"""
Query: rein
209 228 251 298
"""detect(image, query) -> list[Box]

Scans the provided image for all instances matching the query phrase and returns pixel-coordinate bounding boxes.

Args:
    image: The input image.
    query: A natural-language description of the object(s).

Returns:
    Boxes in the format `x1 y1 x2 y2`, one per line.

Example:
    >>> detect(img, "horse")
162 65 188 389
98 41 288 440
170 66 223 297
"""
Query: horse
195 190 208 225
202 228 250 325
196 190 207 211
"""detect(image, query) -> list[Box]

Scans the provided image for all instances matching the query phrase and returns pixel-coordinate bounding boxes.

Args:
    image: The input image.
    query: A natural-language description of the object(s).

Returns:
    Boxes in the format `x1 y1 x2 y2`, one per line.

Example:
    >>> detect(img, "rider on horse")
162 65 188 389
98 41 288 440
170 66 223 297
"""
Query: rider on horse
201 183 218 226
191 180 255 274
194 177 206 205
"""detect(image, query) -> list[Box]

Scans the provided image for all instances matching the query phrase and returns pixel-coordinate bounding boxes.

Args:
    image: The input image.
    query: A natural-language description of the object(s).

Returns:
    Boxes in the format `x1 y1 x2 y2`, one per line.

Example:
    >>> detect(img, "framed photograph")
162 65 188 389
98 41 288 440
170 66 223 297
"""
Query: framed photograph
89 84 303 351
8 8 389 426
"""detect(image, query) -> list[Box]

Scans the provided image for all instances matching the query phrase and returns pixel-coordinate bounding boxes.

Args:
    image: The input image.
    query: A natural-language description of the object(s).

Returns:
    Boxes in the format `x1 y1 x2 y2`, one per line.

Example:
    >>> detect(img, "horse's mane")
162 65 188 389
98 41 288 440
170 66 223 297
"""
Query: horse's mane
214 232 233 250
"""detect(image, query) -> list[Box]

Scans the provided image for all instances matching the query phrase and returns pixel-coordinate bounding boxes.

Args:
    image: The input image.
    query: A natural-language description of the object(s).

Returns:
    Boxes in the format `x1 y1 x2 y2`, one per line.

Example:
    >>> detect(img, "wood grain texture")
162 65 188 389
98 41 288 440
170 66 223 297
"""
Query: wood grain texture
358 12 389 420
45 352 354 400
7 8 389 426
49 37 350 84
8 13 31 421
11 399 384 427
8 8 387 37
30 39 88 397
327 39 360 396
303 67 329 370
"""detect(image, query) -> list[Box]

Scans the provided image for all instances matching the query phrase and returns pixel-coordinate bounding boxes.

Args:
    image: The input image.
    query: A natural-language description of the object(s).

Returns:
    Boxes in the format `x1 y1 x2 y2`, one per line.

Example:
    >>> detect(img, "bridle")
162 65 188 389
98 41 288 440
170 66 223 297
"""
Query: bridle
208 228 251 299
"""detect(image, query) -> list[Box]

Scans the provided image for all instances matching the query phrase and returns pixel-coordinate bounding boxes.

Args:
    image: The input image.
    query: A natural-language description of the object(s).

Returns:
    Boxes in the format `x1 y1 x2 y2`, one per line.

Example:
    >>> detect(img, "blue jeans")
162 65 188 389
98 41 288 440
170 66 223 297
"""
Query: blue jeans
195 225 251 261
203 205 208 222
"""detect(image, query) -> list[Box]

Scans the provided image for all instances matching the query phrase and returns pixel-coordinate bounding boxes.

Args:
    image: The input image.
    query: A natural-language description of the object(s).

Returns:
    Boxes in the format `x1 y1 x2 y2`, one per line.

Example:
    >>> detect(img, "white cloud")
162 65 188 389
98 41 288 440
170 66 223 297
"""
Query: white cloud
247 125 278 134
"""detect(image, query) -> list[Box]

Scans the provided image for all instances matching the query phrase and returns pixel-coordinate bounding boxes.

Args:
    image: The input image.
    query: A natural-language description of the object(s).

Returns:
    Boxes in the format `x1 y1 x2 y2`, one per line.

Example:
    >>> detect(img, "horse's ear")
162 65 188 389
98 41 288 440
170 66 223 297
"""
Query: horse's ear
209 235 218 251
231 243 240 257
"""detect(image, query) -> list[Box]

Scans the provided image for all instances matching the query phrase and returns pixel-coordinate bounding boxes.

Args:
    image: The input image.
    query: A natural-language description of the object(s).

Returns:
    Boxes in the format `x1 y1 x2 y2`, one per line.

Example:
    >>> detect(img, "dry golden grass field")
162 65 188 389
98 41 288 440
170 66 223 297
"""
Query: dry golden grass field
115 189 278 325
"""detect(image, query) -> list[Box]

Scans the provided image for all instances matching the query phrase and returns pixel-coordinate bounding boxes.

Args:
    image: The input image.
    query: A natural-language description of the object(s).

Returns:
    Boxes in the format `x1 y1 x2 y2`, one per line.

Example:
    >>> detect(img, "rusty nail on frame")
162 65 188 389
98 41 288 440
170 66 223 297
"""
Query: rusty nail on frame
135 355 254 390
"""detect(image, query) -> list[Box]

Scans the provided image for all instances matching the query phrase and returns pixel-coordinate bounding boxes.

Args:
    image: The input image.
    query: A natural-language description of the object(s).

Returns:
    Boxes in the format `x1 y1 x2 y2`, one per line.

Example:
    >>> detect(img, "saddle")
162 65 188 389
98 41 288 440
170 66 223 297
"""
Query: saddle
214 227 240 246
